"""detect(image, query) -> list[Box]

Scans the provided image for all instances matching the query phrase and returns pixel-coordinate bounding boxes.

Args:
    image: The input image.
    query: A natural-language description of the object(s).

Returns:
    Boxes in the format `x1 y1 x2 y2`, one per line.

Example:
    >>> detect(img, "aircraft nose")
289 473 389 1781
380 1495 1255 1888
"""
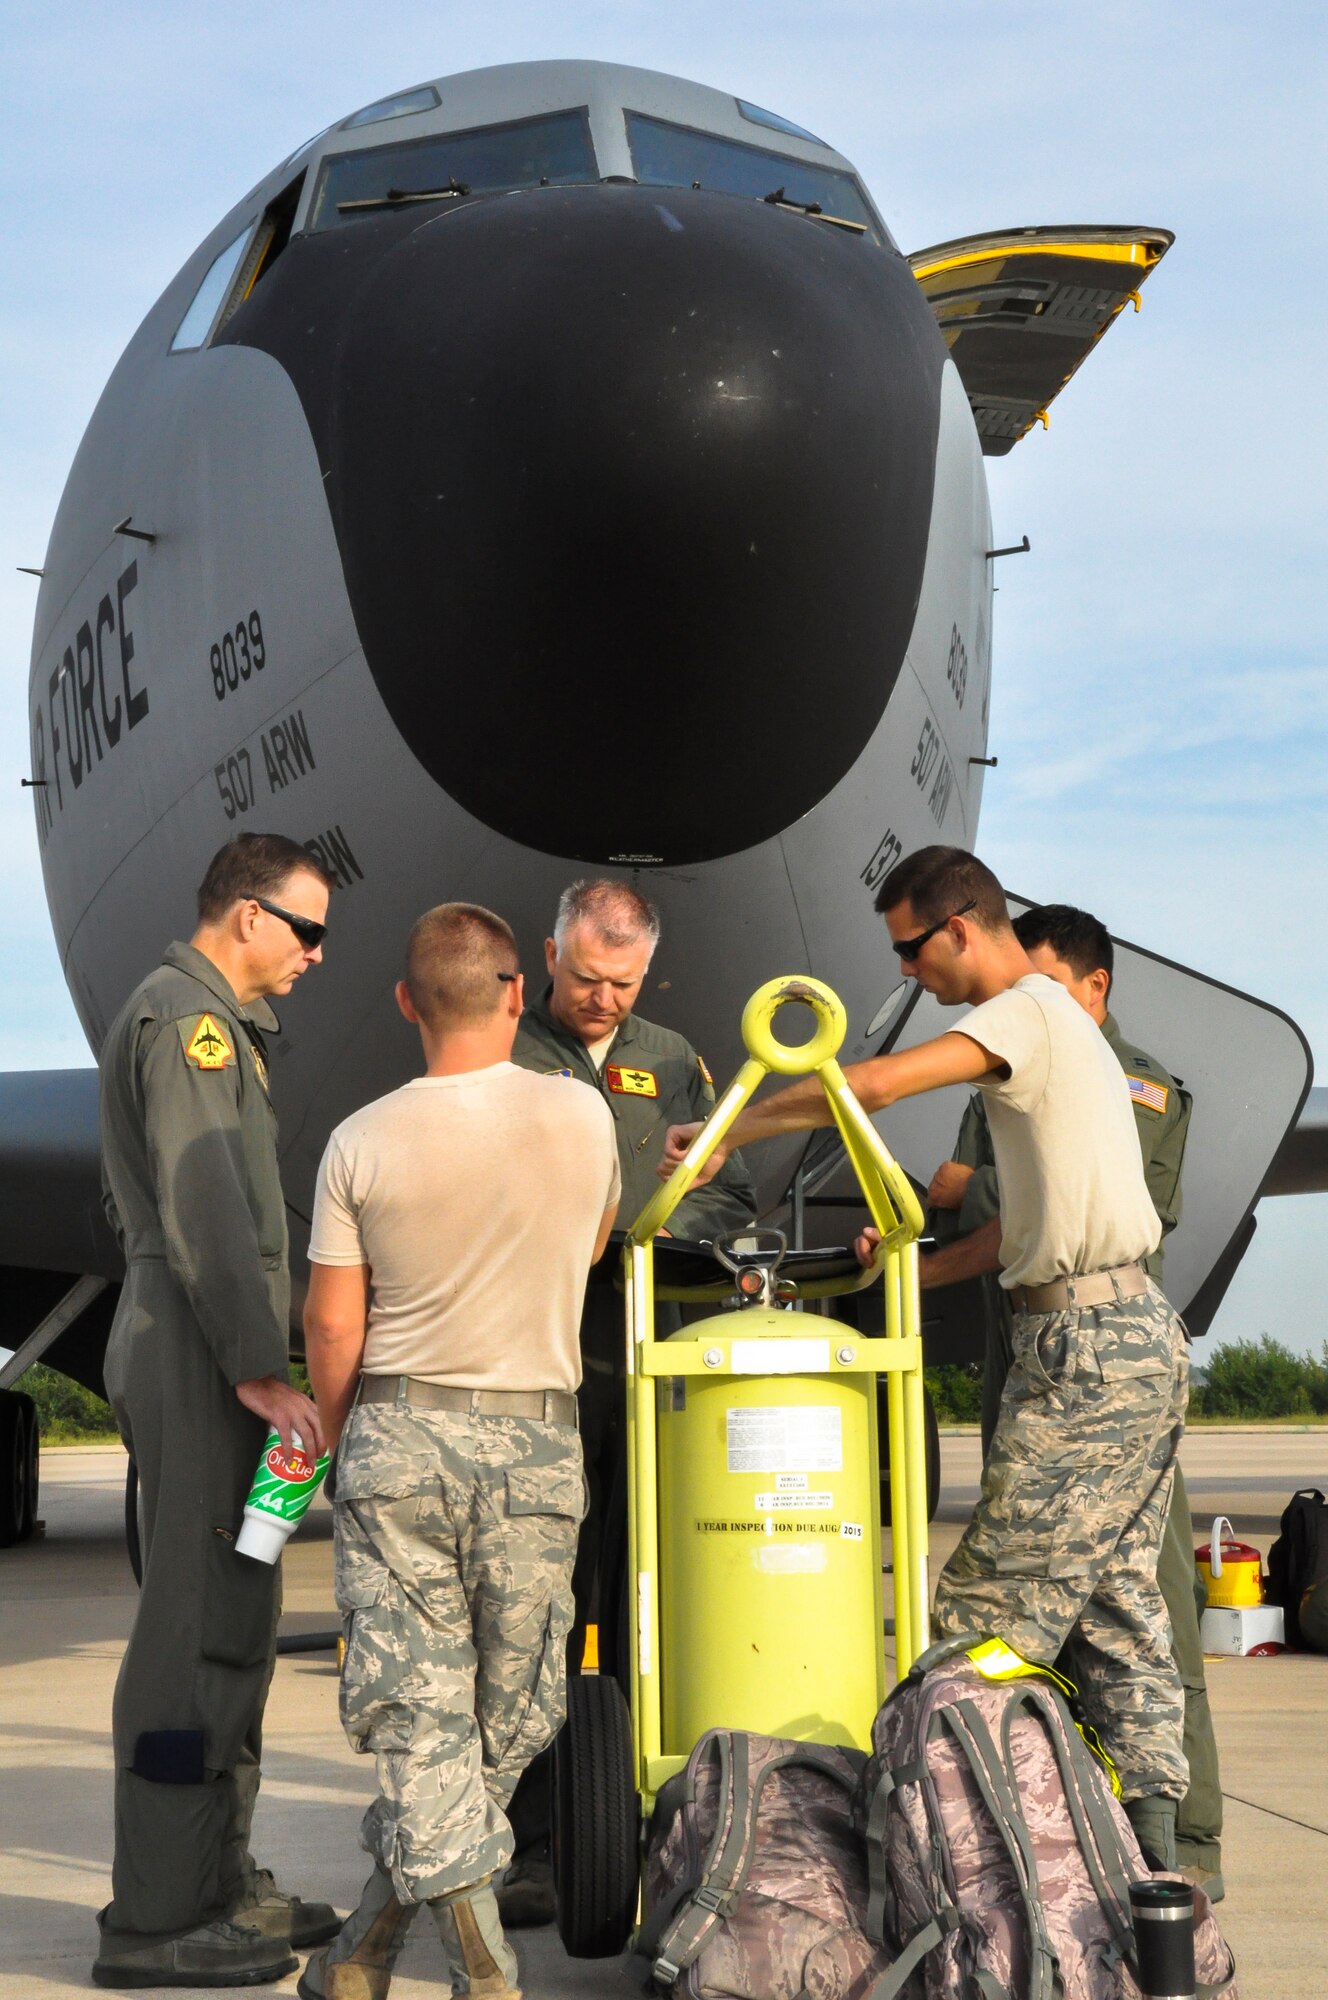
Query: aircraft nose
275 184 945 864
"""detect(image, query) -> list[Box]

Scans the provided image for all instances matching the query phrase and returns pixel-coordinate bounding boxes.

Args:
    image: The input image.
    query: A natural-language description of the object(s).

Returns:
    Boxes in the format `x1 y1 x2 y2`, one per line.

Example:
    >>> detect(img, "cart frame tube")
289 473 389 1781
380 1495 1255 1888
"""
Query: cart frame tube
623 977 929 1805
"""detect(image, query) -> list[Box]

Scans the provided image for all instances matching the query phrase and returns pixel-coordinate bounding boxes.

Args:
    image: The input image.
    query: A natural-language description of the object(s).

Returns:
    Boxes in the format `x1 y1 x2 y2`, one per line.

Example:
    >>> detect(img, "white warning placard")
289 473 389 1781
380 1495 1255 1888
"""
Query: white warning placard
726 1405 843 1474
731 1338 830 1375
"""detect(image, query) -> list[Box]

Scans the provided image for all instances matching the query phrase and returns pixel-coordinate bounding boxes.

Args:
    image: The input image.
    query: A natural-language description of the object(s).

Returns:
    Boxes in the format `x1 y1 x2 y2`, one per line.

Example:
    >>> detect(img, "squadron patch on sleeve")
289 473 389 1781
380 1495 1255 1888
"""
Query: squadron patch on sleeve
1126 1073 1168 1115
606 1064 658 1098
181 1013 235 1070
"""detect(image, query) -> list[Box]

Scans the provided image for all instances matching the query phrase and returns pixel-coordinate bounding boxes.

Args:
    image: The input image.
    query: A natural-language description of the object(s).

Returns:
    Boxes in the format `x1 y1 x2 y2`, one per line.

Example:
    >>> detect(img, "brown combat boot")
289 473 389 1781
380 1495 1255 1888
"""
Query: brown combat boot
429 1876 521 1998
296 1863 416 2000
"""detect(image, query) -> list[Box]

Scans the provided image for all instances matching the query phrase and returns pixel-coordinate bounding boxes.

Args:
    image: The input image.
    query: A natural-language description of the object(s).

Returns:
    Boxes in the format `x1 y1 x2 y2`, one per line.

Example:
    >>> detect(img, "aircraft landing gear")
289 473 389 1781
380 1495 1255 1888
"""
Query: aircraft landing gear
0 1388 39 1546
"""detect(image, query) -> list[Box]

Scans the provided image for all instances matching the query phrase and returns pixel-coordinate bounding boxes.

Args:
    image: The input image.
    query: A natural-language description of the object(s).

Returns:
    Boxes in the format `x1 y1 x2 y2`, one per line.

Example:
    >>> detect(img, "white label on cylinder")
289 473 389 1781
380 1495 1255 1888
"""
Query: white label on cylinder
731 1338 830 1375
775 1472 808 1491
841 1521 865 1541
637 1574 653 1676
755 1490 834 1510
726 1405 843 1473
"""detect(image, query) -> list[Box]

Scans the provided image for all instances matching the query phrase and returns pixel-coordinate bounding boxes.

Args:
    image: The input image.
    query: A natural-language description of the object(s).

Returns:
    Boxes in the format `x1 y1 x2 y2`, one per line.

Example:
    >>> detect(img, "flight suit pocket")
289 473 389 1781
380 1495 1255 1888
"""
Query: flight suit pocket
336 1549 409 1754
200 1525 278 1669
504 1462 587 1525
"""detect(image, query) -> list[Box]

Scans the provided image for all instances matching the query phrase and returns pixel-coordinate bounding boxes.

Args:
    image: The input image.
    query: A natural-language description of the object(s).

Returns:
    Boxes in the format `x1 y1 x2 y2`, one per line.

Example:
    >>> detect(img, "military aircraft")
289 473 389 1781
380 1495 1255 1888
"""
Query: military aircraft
3 58 1324 1541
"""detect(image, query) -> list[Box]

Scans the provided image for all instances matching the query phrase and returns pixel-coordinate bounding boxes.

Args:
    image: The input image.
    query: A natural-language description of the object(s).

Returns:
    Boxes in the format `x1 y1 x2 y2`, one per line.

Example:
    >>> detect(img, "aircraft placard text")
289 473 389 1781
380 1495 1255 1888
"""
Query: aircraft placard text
945 623 968 707
911 717 954 828
215 709 316 819
860 827 903 893
29 559 147 844
210 611 266 701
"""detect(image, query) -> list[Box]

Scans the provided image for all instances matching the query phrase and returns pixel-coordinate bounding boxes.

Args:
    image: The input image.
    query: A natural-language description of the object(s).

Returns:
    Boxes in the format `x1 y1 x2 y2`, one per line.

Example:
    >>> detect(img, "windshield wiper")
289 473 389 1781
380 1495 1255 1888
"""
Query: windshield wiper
761 186 866 235
338 178 472 213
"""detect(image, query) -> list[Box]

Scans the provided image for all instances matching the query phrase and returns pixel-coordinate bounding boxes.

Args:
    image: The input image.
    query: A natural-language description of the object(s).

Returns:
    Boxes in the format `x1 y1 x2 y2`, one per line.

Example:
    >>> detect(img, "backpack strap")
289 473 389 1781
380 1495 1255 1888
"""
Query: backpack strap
947 1701 1059 2000
1007 1687 1138 1967
643 1738 862 1990
862 1699 1049 2000
862 1908 966 2000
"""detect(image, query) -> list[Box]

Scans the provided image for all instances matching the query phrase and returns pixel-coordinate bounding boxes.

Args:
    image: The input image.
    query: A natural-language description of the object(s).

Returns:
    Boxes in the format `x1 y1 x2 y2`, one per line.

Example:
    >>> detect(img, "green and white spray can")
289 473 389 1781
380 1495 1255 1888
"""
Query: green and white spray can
235 1426 330 1562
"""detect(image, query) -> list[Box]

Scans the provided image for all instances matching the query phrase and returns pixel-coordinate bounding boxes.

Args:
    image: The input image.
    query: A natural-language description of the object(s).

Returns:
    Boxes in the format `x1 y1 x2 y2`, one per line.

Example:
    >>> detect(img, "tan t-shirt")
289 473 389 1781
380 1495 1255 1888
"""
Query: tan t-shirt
958 974 1161 1290
309 1062 621 1390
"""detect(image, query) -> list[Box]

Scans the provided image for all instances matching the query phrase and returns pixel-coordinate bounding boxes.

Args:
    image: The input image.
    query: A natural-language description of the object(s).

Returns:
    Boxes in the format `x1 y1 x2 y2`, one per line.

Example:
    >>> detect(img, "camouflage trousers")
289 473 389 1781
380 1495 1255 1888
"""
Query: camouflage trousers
333 1402 585 1903
933 1279 1189 1804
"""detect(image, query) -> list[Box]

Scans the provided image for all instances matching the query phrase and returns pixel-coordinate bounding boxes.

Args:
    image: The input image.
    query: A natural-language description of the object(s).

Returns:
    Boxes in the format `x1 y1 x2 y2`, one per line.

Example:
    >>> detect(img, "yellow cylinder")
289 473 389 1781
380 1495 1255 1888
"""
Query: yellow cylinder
655 1310 883 1755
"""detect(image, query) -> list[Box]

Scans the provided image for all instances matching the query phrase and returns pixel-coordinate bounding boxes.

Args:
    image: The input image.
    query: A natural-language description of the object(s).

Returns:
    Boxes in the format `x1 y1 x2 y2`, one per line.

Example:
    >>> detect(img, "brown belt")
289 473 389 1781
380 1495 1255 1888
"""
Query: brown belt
1011 1262 1149 1315
358 1377 577 1426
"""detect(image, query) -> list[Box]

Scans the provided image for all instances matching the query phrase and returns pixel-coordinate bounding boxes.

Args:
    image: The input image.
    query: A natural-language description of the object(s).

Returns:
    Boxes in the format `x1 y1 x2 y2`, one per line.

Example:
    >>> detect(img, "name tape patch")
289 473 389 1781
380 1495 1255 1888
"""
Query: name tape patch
606 1064 657 1098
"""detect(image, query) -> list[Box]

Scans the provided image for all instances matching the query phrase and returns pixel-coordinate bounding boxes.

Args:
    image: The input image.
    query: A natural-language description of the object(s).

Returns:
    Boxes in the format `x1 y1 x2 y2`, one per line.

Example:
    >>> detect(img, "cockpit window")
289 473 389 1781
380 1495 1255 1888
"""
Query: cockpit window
170 227 254 351
736 100 826 146
625 113 890 248
342 85 441 131
308 109 596 230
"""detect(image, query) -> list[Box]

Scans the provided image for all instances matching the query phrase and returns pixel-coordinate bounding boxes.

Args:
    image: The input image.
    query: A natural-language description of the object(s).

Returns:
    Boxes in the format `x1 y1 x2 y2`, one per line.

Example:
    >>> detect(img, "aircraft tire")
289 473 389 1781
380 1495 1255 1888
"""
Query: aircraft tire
0 1389 36 1546
878 1380 942 1526
552 1674 638 1958
124 1455 143 1584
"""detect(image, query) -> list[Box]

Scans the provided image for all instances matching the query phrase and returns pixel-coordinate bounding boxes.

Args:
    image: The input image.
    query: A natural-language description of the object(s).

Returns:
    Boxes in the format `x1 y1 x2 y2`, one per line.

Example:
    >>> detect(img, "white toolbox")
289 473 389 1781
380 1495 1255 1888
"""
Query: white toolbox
1199 1603 1285 1656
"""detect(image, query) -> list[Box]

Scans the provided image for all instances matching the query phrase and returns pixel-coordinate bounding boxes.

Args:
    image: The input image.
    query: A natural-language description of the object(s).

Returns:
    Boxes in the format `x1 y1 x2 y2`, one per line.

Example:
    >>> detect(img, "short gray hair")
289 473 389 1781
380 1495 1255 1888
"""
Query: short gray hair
553 879 662 957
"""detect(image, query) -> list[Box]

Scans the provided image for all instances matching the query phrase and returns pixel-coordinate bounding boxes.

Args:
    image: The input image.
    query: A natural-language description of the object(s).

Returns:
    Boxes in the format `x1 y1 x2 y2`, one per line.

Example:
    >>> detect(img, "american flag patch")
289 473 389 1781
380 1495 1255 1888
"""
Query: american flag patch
1126 1074 1168 1115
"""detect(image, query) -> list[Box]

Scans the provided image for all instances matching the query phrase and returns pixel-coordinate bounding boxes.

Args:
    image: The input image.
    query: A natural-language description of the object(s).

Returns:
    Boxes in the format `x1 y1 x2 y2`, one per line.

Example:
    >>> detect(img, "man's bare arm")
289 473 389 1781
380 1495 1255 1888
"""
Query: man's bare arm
304 1262 371 1454
593 1201 620 1264
662 1031 1002 1183
918 1216 1004 1289
854 1213 1004 1288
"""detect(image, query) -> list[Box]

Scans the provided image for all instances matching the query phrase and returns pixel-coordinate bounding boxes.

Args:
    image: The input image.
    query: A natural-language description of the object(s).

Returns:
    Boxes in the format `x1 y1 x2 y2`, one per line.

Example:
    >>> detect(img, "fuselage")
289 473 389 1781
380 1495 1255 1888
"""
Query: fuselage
27 60 993 1233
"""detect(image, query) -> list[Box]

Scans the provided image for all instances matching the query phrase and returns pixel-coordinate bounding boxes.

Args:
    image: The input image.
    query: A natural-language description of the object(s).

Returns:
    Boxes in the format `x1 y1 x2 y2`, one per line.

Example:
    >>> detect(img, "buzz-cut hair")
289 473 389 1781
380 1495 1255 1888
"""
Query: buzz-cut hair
196 832 335 924
1014 904 1114 992
405 903 520 1032
553 879 662 956
874 845 1011 935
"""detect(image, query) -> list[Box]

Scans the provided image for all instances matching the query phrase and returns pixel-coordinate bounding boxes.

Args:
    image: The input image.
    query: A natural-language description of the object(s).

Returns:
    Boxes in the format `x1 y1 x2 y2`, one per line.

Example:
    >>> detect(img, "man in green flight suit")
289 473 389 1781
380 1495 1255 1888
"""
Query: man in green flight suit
94 833 339 1988
500 877 757 1923
924 902 1223 1897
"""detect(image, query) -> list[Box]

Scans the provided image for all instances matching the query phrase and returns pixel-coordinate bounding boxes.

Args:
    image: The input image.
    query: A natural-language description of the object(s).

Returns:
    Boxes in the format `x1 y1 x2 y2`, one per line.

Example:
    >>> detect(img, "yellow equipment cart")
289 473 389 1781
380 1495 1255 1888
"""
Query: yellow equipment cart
552 976 929 1956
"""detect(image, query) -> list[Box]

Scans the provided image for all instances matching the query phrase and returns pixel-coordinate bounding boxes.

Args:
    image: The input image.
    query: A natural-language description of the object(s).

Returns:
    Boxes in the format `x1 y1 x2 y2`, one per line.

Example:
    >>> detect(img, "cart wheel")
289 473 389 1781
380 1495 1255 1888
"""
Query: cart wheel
552 1674 638 1957
878 1381 941 1525
0 1391 35 1547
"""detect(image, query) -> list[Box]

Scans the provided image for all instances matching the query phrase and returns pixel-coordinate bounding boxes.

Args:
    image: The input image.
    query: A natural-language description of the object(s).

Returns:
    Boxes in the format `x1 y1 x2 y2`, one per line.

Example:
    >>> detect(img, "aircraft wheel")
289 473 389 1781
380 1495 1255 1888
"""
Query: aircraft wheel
0 1390 36 1547
878 1380 941 1526
552 1673 639 1957
25 1401 39 1531
125 1456 144 1584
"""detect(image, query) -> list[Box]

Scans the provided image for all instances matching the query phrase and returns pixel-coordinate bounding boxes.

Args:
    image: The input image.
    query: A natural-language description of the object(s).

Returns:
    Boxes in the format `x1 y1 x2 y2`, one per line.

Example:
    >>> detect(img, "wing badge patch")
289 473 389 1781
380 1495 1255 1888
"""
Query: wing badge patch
1126 1074 1168 1115
183 1014 235 1070
606 1064 658 1098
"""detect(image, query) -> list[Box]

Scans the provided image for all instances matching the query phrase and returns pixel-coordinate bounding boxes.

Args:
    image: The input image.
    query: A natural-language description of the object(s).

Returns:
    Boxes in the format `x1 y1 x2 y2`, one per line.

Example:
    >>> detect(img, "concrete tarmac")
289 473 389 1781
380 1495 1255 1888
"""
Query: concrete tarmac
2 1429 1324 1997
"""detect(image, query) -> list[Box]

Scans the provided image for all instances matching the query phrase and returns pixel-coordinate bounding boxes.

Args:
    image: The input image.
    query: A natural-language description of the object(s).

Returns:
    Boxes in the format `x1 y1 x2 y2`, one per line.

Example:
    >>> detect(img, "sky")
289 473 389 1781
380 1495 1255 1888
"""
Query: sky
2 2 1326 1355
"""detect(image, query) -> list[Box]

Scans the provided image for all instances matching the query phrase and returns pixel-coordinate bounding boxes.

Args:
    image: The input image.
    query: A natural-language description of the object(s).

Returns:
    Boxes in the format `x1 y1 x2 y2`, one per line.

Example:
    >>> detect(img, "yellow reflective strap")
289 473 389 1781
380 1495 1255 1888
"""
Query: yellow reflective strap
964 1641 1122 1798
965 1638 1076 1700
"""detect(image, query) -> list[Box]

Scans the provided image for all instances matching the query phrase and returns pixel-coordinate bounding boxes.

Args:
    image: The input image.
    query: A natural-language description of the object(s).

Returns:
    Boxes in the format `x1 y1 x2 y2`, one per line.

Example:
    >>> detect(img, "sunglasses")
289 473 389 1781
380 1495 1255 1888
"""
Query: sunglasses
255 896 328 950
891 900 977 962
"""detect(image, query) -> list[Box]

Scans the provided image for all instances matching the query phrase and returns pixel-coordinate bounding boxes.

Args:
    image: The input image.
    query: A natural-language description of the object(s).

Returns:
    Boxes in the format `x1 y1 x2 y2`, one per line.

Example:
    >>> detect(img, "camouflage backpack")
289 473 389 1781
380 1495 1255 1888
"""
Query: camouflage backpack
857 1640 1239 2000
638 1728 891 1998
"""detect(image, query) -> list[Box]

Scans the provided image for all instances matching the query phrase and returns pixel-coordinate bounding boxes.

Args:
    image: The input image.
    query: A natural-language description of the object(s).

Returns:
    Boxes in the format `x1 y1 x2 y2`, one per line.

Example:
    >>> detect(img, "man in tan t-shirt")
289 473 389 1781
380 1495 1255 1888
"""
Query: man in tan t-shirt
301 904 619 2000
662 846 1189 1871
